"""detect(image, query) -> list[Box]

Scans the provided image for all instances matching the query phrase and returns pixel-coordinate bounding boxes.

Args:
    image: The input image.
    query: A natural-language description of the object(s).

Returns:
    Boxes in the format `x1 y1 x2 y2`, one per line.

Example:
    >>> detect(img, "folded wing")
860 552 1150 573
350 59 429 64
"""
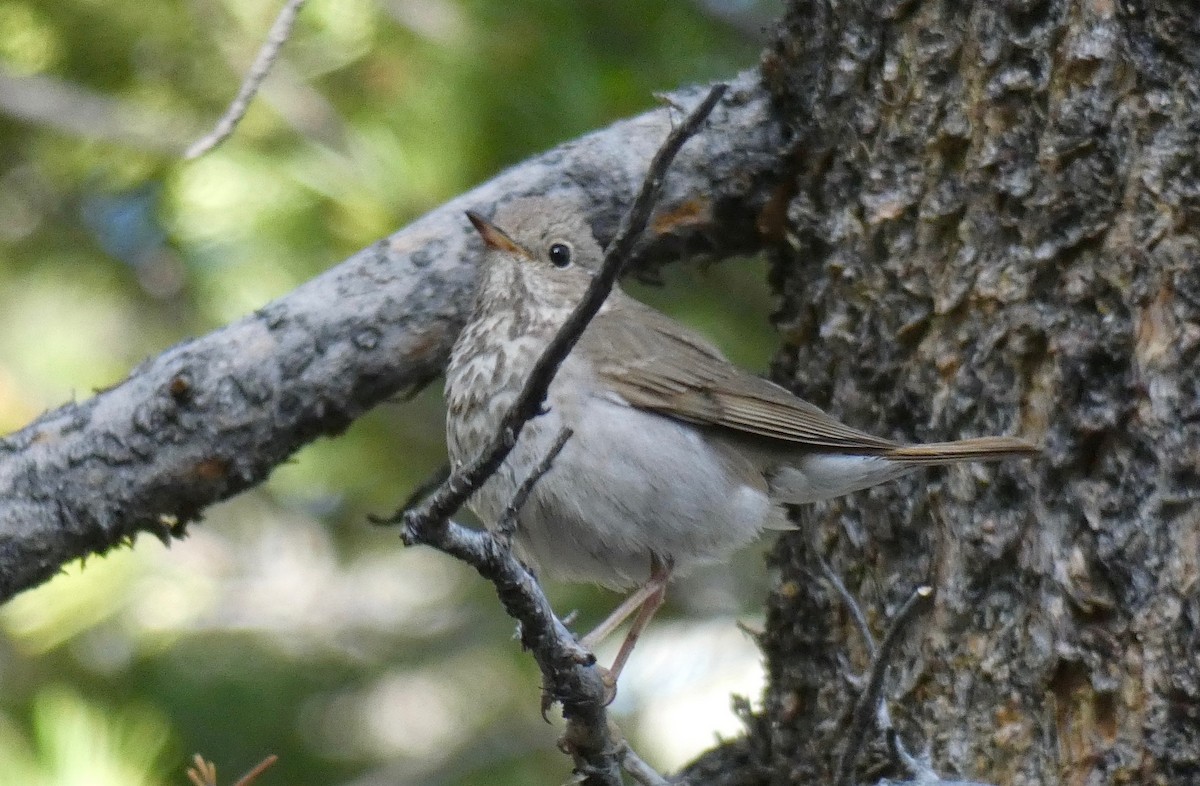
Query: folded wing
587 294 1036 462
587 297 899 454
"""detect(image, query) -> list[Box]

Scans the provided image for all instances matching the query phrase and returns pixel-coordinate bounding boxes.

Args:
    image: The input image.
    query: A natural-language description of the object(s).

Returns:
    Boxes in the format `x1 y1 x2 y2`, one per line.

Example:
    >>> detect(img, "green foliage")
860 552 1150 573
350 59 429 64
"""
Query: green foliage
0 1 776 783
0 687 170 786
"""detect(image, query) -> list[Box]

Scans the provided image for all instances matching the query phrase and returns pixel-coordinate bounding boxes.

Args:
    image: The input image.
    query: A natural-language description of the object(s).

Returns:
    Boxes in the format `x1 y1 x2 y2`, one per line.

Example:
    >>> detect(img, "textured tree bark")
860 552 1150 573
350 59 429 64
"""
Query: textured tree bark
684 1 1199 784
3 3 1198 784
0 72 785 603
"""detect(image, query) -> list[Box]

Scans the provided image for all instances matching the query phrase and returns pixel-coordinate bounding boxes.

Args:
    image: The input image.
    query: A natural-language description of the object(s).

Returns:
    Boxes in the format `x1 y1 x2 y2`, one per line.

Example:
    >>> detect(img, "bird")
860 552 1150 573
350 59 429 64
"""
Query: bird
445 195 1036 691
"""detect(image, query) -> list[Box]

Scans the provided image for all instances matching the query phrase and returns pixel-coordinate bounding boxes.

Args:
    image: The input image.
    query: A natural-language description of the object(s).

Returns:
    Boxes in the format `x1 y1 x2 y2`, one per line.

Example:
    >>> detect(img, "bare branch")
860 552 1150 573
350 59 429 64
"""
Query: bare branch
824 574 1001 786
185 0 307 159
231 755 280 786
0 70 783 604
393 83 729 786
186 754 278 786
836 585 933 786
820 555 877 659
495 427 573 544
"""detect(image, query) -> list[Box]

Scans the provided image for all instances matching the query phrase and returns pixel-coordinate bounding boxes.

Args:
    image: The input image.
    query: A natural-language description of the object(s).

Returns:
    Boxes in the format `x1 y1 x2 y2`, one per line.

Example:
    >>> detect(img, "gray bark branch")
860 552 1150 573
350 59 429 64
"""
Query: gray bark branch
0 69 785 603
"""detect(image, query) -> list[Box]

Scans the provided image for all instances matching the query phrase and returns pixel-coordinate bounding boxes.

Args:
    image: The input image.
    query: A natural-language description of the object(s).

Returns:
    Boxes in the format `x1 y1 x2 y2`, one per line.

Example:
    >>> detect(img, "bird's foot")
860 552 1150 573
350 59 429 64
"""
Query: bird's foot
597 665 619 706
540 663 618 718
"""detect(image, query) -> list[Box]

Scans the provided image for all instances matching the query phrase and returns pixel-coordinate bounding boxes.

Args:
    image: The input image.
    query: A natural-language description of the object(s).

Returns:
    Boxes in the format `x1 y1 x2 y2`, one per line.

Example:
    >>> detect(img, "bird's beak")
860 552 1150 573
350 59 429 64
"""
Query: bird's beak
466 211 531 258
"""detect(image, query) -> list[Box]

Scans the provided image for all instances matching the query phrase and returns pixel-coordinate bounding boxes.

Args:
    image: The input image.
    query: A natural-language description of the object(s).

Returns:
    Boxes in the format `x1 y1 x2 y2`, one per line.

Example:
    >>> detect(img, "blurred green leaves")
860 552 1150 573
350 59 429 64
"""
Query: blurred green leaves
0 1 61 75
0 0 777 783
0 688 170 786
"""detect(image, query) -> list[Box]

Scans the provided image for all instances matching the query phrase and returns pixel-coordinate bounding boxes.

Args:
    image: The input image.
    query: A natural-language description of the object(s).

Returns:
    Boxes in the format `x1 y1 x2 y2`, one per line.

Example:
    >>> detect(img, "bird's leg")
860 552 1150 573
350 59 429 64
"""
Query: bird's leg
605 567 668 681
580 578 662 651
579 555 673 704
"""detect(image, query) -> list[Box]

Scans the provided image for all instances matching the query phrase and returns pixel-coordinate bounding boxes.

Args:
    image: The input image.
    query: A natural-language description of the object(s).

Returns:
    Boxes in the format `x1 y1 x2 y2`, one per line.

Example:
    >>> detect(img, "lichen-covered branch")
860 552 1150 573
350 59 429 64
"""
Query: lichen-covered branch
0 69 785 603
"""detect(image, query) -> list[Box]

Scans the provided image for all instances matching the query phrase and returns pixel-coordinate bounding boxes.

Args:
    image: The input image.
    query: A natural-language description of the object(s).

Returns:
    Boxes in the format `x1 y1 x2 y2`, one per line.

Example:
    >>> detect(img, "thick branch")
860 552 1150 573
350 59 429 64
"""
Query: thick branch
0 69 783 603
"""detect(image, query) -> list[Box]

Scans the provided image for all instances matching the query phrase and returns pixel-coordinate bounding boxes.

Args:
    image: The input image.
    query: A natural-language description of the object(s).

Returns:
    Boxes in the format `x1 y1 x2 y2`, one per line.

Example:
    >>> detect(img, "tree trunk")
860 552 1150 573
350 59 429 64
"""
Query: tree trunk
689 1 1200 784
3 2 1197 784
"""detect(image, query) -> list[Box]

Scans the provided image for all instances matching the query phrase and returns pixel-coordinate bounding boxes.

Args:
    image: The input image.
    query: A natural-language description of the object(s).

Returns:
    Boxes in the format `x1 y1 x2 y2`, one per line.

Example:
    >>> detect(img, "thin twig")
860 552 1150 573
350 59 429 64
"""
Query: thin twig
374 463 451 525
496 427 573 545
389 83 729 786
185 0 306 159
819 555 877 658
186 755 216 786
186 754 278 786
232 755 280 786
878 699 937 783
827 578 1000 786
836 585 934 786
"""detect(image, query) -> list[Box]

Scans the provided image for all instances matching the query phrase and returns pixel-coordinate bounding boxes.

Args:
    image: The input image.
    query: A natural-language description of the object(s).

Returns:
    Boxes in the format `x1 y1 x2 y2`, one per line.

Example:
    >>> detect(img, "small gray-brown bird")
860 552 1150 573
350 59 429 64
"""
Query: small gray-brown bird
447 197 1036 686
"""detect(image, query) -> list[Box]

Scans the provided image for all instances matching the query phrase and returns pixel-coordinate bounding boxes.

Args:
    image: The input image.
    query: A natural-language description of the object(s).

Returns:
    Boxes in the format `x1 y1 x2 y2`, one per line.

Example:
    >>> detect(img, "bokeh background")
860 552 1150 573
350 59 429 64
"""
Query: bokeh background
0 1 784 783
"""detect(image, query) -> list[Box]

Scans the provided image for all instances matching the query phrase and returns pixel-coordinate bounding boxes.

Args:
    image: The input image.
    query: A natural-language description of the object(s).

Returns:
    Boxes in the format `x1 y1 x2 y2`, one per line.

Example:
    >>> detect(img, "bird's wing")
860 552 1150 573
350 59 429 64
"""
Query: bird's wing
586 296 898 453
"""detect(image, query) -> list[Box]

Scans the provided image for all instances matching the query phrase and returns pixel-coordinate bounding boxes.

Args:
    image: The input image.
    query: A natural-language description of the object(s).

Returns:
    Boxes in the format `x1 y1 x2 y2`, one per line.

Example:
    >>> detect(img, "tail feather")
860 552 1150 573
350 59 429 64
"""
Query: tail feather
884 436 1038 466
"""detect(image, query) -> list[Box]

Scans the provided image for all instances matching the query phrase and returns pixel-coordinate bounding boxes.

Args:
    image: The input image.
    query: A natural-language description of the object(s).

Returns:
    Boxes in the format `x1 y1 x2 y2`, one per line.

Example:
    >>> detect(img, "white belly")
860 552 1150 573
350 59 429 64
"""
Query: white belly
766 453 914 504
451 360 778 589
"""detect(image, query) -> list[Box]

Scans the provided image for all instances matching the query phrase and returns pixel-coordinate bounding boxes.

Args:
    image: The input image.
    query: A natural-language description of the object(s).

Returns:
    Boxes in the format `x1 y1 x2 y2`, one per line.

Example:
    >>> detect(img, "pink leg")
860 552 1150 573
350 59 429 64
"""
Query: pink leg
605 577 667 682
579 556 673 702
581 579 663 649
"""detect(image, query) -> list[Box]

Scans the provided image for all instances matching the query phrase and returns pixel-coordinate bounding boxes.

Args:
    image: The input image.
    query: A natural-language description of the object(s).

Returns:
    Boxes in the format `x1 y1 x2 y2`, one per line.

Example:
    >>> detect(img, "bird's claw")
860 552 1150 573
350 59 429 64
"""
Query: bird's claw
540 674 558 721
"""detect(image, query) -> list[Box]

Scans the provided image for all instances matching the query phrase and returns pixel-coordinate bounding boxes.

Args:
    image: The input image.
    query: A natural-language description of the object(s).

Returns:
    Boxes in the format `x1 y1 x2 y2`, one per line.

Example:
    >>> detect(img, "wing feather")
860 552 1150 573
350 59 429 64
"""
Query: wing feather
585 295 898 453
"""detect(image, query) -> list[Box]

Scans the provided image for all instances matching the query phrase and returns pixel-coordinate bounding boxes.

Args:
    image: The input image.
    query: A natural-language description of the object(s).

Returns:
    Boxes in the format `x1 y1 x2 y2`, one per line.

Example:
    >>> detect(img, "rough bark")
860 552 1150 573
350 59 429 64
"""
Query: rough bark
682 2 1199 785
0 71 786 602
5 3 1199 785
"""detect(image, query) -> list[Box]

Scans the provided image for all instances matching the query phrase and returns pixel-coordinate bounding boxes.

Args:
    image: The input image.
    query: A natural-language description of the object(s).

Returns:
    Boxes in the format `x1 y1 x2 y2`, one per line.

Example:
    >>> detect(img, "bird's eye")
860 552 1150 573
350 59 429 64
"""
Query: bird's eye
548 242 572 268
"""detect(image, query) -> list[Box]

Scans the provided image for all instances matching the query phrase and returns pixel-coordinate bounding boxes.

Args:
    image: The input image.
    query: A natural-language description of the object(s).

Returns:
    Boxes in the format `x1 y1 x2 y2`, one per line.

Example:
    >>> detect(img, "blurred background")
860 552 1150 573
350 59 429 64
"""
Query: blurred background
0 1 784 783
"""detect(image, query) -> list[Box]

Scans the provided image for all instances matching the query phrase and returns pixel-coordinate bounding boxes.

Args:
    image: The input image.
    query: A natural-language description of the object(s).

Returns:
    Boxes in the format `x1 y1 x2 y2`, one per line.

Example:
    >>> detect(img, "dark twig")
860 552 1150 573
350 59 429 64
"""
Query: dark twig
389 83 729 786
836 585 934 786
827 577 1000 786
185 0 306 159
397 81 729 535
495 427 573 545
819 555 877 659
375 463 451 524
874 709 998 786
875 774 998 786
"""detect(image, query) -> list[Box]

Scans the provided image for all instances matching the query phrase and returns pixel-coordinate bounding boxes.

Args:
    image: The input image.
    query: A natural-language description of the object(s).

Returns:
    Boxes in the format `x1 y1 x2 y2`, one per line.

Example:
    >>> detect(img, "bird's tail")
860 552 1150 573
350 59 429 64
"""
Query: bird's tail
884 436 1038 466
